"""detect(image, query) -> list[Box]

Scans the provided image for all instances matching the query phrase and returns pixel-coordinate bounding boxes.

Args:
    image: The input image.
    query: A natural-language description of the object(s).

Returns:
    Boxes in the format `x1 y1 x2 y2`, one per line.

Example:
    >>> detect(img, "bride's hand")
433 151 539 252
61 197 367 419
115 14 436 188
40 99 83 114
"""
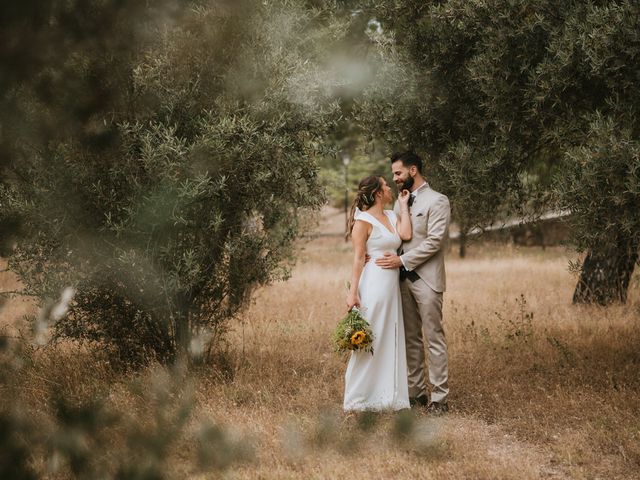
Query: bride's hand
398 189 411 207
346 292 361 311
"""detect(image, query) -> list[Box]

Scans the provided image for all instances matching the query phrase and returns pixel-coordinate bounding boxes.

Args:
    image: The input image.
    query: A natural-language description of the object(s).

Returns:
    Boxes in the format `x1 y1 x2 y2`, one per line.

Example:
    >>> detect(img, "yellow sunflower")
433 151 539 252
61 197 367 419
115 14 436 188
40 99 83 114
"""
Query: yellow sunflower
350 330 366 346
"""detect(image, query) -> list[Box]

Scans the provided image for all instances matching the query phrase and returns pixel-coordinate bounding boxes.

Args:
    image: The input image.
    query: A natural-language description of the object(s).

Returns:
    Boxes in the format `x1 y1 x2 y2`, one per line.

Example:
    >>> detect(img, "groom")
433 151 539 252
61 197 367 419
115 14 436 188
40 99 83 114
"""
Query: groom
376 151 451 414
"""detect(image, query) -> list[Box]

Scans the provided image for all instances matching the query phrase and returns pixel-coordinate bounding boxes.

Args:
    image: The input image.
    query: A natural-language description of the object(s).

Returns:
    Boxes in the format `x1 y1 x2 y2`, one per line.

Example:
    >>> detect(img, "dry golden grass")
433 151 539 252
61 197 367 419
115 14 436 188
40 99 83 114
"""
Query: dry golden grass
2 210 640 479
206 233 639 480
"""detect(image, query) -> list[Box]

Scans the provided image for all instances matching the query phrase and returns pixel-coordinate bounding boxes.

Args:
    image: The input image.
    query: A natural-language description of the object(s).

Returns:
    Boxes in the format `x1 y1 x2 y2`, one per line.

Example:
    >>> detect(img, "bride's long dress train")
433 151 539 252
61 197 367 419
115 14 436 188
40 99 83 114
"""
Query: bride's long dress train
343 208 410 411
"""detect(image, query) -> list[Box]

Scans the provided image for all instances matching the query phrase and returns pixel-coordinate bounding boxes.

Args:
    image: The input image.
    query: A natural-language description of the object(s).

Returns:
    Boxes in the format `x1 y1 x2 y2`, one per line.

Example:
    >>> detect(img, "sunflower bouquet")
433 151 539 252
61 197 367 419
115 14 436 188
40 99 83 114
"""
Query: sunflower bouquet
331 307 374 355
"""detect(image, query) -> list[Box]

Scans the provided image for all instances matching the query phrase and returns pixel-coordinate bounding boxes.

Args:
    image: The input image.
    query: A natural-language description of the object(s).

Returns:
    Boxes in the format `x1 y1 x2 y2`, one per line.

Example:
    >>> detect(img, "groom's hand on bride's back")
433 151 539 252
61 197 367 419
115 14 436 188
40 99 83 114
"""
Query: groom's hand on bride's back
375 252 403 269
364 254 371 263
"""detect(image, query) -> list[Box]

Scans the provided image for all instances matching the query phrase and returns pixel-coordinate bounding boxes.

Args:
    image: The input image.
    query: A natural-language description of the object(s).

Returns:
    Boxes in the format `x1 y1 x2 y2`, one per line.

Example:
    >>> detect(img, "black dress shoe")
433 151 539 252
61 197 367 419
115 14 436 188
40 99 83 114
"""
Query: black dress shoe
409 395 429 407
426 401 449 415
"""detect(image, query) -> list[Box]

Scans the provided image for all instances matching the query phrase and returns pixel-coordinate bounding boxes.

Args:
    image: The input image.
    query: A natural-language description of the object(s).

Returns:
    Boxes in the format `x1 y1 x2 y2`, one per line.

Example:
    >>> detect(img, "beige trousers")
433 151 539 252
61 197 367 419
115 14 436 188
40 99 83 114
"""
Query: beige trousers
400 278 449 404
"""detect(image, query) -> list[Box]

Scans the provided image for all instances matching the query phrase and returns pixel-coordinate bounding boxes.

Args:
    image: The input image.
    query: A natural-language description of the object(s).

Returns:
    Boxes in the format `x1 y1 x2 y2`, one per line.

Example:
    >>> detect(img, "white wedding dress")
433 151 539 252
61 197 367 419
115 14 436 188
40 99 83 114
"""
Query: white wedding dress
343 208 410 411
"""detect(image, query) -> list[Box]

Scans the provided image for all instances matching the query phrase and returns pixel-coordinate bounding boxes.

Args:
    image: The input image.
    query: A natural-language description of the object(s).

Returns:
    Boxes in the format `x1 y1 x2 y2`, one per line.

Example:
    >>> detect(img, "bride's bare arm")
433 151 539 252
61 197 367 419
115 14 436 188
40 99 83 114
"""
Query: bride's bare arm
396 190 412 241
346 220 370 310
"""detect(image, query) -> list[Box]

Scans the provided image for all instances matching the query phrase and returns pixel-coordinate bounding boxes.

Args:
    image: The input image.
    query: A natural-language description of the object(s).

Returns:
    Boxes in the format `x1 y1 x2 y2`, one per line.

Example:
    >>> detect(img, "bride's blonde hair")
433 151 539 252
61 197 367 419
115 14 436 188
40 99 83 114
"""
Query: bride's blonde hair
346 175 383 239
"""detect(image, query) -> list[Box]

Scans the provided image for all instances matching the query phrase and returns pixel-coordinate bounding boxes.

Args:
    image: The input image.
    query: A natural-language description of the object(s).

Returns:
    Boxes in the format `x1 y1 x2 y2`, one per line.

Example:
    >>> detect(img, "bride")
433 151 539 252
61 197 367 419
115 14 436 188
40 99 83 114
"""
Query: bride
343 175 412 411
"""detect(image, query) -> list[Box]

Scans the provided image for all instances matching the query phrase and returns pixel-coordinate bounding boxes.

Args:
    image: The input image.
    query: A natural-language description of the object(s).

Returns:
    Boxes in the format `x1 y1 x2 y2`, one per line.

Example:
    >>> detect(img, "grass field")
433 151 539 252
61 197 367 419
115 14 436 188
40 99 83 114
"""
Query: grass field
1 210 639 479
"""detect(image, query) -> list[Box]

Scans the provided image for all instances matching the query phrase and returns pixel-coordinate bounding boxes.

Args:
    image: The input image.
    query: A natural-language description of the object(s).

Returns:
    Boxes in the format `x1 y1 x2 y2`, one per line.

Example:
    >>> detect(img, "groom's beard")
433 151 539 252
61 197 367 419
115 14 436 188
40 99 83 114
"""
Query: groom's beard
398 176 414 191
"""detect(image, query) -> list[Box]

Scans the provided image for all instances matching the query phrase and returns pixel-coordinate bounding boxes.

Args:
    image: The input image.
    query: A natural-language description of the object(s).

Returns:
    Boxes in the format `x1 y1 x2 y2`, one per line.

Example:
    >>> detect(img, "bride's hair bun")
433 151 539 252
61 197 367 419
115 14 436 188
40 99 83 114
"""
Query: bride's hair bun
346 175 383 239
355 175 382 210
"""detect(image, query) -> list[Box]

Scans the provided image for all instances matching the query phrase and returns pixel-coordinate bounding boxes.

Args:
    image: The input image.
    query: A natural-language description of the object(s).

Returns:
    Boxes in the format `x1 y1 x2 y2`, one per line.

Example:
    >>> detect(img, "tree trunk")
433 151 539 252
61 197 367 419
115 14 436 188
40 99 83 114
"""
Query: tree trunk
573 236 639 305
459 230 467 258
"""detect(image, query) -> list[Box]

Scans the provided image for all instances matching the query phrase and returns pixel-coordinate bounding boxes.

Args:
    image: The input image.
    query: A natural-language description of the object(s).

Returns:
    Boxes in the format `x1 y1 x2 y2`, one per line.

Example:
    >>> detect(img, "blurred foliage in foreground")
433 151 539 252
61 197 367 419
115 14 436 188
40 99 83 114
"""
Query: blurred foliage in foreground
0 342 443 479
0 334 254 479
0 0 356 365
0 299 441 478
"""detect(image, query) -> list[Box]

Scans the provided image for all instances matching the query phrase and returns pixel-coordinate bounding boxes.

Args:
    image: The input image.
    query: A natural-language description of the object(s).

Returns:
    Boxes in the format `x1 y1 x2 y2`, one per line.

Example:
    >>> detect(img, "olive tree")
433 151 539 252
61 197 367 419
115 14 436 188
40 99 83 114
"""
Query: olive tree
357 0 640 304
1 0 342 363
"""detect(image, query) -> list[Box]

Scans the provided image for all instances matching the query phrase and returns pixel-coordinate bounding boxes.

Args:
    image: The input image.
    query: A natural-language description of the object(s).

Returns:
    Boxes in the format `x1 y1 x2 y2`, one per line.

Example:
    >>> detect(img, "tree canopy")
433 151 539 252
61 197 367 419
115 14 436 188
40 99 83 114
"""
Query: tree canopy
1 0 638 369
0 0 349 363
356 0 640 303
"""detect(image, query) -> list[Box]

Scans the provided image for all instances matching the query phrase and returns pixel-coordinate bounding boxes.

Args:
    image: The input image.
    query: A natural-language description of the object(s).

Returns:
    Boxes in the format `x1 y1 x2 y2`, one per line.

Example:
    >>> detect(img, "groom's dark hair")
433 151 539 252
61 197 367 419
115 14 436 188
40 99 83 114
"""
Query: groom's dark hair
391 151 423 174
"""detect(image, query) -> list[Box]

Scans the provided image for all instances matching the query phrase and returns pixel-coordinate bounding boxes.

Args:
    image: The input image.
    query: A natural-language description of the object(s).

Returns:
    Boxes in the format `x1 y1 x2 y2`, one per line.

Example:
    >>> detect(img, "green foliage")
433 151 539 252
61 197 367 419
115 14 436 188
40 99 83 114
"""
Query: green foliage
356 0 640 301
1 1 343 364
558 114 640 254
354 0 525 230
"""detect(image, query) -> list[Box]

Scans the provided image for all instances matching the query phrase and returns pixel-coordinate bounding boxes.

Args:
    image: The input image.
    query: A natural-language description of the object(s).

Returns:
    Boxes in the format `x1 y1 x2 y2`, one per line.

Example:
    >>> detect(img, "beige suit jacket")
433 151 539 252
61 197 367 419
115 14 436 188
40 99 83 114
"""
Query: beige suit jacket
394 185 450 293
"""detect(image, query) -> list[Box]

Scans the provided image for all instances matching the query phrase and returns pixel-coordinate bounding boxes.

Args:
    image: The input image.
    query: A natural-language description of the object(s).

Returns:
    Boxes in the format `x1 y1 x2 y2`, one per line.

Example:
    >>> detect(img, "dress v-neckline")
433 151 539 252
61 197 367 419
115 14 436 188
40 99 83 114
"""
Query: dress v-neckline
366 211 396 236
